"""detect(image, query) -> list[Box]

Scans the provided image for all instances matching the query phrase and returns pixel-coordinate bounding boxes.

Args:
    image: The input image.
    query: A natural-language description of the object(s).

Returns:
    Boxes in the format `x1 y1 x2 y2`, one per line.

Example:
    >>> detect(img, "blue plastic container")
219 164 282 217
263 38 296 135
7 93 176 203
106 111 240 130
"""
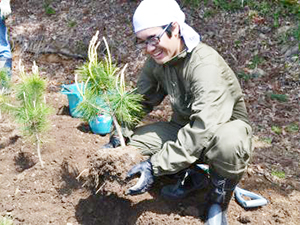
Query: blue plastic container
89 113 113 135
61 83 84 118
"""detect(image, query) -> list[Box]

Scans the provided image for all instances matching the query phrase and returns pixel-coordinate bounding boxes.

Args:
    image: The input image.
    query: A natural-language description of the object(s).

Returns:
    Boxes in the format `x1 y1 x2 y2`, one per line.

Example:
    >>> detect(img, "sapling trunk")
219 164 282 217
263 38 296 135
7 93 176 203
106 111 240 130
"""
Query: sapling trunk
112 115 126 147
35 133 44 167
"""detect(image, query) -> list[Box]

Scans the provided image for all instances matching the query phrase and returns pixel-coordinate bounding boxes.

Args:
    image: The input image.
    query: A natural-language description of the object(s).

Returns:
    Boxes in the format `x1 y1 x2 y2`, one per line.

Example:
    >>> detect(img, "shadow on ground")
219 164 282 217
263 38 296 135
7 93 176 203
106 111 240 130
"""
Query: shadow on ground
74 191 208 225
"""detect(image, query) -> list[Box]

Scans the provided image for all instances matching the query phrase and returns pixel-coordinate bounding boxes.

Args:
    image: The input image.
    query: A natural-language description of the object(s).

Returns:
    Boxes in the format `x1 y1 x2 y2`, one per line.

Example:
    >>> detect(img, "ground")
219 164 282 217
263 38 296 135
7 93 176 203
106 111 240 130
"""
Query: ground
0 0 299 224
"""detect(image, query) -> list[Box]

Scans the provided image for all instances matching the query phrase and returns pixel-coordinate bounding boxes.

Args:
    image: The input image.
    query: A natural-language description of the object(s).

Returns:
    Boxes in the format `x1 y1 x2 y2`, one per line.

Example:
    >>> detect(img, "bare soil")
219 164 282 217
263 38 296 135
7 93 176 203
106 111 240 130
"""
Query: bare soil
0 0 299 224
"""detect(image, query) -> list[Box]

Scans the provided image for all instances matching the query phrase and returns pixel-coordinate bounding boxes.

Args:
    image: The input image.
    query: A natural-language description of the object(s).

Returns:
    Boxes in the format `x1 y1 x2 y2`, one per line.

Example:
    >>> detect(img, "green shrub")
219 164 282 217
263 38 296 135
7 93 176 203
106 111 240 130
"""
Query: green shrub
271 170 286 179
270 93 288 102
43 0 56 15
0 68 11 89
237 71 252 81
271 125 282 135
261 137 273 144
182 0 201 8
68 20 77 28
212 0 243 11
286 122 299 133
0 216 14 225
248 55 264 69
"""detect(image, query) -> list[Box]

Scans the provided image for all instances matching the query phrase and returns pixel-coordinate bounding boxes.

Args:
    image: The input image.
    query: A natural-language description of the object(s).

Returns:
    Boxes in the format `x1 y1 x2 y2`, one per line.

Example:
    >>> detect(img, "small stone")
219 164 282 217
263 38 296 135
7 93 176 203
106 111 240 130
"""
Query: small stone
61 197 67 203
284 45 299 58
238 215 251 223
5 204 14 212
184 206 199 217
251 68 266 78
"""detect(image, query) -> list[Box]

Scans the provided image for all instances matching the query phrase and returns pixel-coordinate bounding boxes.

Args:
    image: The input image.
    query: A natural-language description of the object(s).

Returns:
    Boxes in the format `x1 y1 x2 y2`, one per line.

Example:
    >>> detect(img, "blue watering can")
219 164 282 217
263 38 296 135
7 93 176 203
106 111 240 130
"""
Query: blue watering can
61 83 84 118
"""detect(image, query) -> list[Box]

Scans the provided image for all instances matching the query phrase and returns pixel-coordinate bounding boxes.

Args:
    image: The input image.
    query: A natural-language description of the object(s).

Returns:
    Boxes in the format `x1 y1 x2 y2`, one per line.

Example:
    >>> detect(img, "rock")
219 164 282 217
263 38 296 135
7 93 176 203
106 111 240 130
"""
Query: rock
238 214 251 223
259 26 272 34
276 25 292 36
284 45 299 58
237 28 247 38
251 68 266 78
259 33 267 39
184 206 199 217
5 204 14 212
281 44 290 54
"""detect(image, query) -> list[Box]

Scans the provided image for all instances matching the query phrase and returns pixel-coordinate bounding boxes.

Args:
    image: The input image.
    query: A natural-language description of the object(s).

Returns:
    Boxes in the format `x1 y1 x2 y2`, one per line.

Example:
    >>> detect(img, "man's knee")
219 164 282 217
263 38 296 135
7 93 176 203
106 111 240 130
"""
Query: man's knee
205 120 252 179
215 120 251 151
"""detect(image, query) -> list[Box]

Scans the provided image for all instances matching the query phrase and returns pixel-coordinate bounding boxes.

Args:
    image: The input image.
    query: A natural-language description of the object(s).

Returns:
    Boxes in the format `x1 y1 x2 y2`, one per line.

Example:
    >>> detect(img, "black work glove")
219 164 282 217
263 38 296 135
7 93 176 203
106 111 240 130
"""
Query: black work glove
102 135 121 148
126 159 154 195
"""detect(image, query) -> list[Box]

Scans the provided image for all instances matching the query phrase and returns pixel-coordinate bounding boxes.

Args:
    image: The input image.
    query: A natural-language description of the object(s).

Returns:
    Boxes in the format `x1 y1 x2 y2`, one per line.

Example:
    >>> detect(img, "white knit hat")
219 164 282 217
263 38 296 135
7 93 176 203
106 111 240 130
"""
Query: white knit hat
133 0 200 52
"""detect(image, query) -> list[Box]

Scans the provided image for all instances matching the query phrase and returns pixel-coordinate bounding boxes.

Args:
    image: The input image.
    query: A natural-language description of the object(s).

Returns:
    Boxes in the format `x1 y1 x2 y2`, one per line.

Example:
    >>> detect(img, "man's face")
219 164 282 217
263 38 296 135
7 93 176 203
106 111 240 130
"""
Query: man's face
136 24 182 64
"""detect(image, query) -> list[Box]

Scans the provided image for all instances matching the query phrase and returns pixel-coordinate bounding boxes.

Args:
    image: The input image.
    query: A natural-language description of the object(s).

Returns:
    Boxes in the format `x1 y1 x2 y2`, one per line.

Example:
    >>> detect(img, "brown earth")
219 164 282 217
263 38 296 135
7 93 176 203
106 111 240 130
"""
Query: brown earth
0 0 300 224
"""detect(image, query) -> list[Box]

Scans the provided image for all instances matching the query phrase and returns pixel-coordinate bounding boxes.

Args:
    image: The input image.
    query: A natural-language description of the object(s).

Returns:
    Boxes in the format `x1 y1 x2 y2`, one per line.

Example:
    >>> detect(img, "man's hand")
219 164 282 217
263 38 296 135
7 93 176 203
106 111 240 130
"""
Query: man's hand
0 0 11 19
126 159 154 195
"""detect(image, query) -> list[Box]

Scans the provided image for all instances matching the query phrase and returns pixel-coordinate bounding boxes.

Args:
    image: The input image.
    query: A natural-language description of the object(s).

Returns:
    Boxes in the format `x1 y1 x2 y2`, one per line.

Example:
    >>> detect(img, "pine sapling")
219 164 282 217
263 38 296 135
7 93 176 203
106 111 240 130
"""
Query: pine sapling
0 67 13 118
0 67 12 90
75 31 144 146
0 61 53 167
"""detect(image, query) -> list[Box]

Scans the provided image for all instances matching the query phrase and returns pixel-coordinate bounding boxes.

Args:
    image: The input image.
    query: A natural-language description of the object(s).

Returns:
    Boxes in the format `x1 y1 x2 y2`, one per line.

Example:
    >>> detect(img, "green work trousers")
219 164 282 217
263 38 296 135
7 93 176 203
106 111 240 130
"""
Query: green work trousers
129 119 252 180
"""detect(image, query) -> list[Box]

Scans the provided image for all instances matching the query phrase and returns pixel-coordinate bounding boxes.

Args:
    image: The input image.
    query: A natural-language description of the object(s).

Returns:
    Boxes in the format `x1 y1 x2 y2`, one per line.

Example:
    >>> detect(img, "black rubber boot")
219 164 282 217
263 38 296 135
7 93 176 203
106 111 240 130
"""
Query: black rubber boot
205 171 240 225
161 168 209 200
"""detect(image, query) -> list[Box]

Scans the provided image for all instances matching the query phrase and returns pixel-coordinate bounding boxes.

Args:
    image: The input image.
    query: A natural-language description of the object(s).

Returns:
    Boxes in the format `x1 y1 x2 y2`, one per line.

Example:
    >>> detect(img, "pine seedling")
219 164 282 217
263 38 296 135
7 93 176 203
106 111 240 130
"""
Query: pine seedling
75 31 117 122
75 31 144 146
13 61 53 167
0 68 13 118
0 67 12 90
0 215 14 225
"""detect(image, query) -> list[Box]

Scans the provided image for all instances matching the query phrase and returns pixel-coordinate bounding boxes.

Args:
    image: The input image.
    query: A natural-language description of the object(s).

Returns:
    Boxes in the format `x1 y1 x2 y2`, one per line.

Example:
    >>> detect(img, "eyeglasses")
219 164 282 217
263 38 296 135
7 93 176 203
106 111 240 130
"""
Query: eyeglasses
135 22 173 49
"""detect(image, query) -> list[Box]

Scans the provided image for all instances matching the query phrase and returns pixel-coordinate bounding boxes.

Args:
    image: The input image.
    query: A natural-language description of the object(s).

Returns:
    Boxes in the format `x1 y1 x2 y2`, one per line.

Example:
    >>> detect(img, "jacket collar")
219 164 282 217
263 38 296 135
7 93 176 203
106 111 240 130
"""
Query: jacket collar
164 48 188 66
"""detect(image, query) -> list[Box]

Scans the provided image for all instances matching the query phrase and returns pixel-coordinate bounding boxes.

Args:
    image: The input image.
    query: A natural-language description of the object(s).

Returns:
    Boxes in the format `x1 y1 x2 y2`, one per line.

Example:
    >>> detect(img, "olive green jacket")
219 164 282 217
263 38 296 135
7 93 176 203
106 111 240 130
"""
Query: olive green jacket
137 42 249 176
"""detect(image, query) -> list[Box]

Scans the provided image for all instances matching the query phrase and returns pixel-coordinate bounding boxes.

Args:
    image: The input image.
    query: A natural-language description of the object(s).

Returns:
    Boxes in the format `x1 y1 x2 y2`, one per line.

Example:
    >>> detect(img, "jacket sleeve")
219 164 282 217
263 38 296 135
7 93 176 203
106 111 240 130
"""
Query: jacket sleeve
137 59 167 114
151 63 243 176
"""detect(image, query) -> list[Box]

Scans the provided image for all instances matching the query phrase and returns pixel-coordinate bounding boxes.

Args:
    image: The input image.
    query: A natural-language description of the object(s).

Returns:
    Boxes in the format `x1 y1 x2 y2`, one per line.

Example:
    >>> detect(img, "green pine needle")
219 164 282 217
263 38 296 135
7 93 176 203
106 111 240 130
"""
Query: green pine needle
15 101 53 137
75 32 144 129
76 60 116 93
0 68 14 113
0 67 12 89
13 62 53 142
108 89 145 129
16 70 46 105
76 87 111 122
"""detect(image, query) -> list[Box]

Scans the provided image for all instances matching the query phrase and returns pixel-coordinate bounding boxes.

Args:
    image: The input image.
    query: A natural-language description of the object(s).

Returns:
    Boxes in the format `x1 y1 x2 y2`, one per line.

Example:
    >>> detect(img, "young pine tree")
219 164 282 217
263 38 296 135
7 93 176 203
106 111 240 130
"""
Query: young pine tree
75 31 145 146
0 61 53 167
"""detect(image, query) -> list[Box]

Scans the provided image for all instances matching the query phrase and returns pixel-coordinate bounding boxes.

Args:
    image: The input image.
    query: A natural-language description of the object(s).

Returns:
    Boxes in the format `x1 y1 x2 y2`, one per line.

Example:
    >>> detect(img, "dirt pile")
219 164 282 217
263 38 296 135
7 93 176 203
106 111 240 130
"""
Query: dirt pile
81 146 145 196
